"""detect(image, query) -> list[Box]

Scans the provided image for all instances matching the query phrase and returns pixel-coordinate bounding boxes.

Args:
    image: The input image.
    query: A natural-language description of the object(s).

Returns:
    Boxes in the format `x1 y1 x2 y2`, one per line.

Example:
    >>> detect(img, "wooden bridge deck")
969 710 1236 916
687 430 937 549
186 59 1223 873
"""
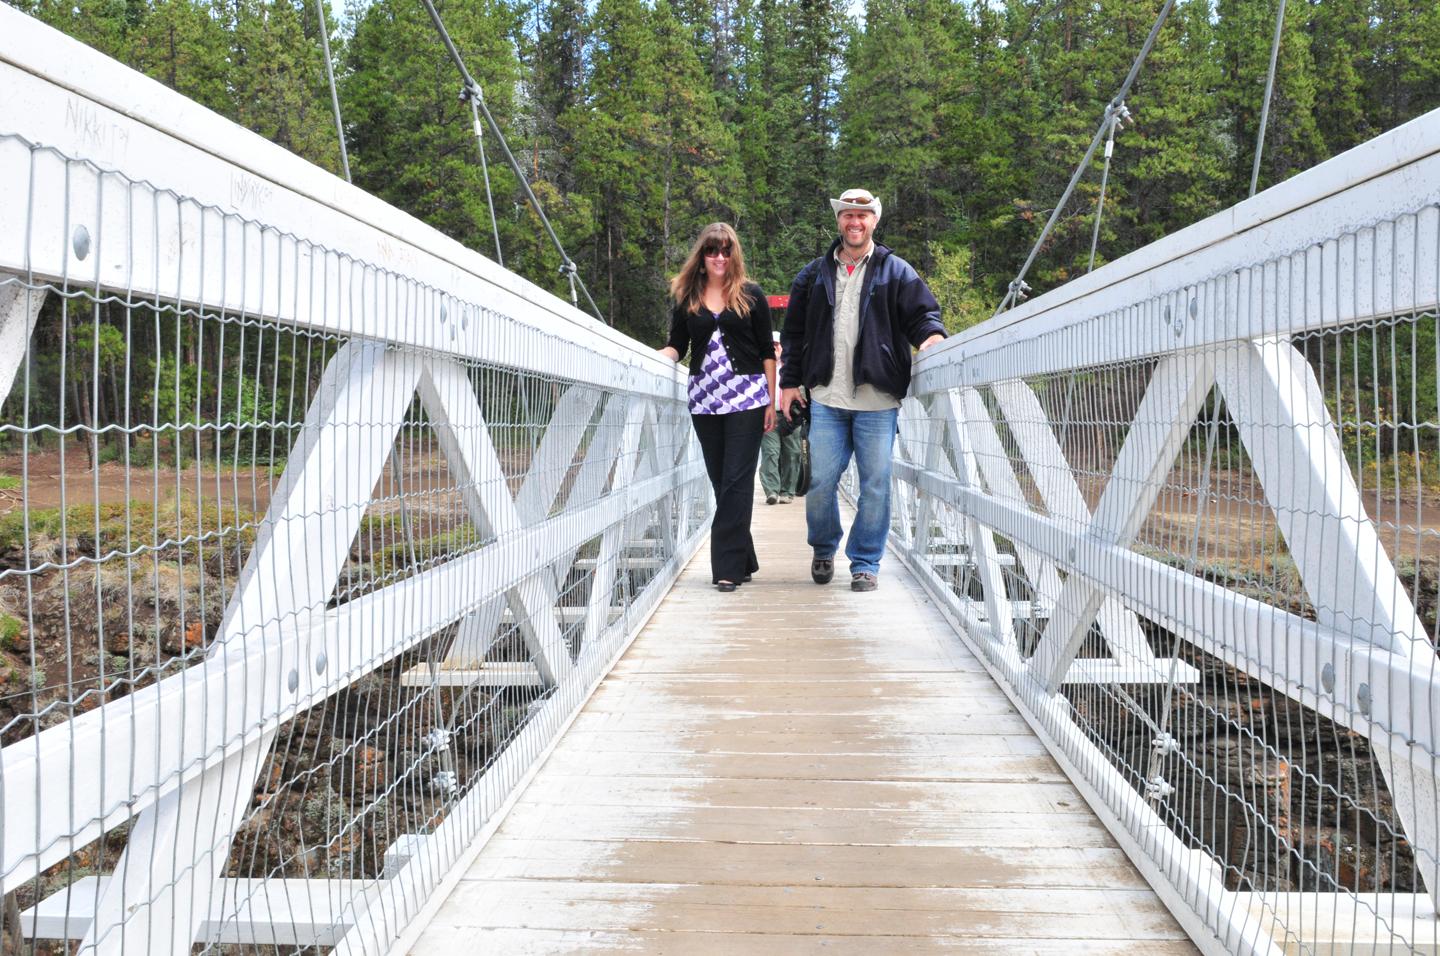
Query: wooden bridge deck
410 491 1195 954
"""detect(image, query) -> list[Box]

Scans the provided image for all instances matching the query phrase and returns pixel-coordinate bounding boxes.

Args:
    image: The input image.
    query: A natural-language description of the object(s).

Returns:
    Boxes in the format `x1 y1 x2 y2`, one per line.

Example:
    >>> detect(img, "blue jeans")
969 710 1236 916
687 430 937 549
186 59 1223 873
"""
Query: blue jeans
806 401 898 576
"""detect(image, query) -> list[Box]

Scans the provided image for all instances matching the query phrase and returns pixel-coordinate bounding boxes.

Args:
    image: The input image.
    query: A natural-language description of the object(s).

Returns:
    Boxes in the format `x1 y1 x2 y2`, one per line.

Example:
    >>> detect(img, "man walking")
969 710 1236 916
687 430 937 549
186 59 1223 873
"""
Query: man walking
760 332 803 505
778 188 944 591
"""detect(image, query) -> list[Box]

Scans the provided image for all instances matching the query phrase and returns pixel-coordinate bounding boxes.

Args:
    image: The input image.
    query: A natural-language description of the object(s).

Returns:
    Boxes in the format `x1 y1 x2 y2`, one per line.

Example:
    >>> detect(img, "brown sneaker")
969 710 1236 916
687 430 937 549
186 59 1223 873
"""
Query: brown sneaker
850 572 878 592
810 557 834 585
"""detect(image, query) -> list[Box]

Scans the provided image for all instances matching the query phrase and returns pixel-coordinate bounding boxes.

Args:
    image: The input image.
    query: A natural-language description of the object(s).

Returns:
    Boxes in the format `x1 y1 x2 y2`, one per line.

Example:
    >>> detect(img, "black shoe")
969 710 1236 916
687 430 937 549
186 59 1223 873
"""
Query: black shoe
811 557 834 585
850 572 878 592
765 494 778 505
742 573 753 582
717 581 738 592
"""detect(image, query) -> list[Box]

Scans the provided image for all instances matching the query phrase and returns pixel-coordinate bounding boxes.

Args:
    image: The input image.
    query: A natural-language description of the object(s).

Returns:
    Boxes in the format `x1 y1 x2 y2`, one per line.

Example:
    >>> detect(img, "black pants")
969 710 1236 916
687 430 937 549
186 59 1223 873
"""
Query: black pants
691 406 765 584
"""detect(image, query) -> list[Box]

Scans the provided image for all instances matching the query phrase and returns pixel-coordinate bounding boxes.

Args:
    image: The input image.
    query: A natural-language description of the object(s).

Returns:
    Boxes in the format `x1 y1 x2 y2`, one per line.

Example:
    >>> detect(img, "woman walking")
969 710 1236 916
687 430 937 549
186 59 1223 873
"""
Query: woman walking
659 223 776 592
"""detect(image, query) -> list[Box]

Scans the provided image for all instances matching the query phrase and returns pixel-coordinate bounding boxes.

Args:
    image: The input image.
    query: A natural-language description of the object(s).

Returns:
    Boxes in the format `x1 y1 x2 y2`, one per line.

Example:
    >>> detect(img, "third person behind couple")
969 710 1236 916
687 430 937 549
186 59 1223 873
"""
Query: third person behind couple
779 188 945 592
760 331 803 506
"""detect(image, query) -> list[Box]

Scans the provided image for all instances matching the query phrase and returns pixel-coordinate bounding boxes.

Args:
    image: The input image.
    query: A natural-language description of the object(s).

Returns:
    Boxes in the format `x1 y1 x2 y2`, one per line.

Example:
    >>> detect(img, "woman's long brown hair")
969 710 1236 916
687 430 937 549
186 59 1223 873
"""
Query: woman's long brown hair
669 222 752 317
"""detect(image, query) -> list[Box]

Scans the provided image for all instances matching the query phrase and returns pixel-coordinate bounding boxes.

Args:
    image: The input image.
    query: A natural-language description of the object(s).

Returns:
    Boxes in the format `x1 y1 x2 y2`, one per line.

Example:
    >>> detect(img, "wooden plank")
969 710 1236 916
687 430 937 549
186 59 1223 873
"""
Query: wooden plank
435 880 1191 939
409 488 1190 952
414 925 1199 954
588 675 1014 699
508 776 1094 815
466 838 1153 889
579 691 1022 717
536 748 1071 783
550 730 1052 757
610 656 986 675
568 673 1025 695
566 711 1039 736
493 804 1121 848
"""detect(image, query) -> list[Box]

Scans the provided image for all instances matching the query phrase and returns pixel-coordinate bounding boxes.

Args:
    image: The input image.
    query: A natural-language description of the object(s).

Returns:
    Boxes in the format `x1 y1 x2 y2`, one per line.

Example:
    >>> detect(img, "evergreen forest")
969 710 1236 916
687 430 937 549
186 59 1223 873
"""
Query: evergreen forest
16 0 1440 341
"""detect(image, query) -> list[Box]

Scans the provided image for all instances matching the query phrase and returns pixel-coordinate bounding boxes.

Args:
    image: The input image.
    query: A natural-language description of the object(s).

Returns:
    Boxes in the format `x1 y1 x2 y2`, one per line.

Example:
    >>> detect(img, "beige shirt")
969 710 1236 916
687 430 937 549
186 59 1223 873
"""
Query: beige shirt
813 247 901 411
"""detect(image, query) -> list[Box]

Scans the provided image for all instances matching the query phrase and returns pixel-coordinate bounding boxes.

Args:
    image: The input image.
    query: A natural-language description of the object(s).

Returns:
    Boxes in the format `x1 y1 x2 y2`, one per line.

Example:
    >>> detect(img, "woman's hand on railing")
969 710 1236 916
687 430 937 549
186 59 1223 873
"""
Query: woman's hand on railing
657 346 680 362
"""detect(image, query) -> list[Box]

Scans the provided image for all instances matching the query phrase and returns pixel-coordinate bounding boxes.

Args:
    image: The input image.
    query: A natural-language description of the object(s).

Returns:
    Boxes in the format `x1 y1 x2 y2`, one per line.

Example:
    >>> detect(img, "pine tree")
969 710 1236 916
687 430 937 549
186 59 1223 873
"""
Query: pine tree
951 0 1033 301
1102 0 1227 252
126 0 231 115
20 0 135 61
342 0 523 256
767 0 846 279
529 0 588 190
1365 0 1440 134
730 0 796 288
1215 0 1325 197
228 0 342 171
1306 0 1372 154
566 0 737 338
673 0 743 120
837 0 964 264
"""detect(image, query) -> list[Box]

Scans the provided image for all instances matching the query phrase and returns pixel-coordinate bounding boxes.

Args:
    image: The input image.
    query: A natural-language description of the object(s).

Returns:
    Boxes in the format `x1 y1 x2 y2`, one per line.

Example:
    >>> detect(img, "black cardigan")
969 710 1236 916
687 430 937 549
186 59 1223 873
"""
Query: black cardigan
664 282 774 377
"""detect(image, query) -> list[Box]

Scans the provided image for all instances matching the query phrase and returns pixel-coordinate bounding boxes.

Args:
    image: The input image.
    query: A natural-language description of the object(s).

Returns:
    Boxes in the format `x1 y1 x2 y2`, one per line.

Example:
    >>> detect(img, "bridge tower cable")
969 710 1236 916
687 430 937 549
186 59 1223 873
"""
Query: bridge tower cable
1086 102 1129 274
417 0 608 325
993 0 1177 316
312 0 351 183
469 97 505 268
311 0 420 570
1250 0 1288 197
311 0 443 770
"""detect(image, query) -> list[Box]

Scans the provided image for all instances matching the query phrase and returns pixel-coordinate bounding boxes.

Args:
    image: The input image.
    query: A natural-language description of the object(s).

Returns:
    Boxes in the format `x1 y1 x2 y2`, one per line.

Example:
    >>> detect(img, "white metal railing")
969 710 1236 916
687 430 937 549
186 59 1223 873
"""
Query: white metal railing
885 105 1440 953
0 8 709 954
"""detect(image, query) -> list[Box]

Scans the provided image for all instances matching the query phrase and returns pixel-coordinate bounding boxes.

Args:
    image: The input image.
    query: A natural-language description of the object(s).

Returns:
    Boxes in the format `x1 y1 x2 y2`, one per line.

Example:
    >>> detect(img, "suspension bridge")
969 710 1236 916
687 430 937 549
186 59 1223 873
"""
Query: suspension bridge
3 3 1440 953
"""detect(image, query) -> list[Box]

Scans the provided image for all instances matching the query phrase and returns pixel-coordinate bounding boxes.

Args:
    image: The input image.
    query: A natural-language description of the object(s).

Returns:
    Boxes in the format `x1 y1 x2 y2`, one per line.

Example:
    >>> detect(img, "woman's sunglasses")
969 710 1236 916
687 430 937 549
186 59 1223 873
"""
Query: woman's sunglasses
703 244 733 259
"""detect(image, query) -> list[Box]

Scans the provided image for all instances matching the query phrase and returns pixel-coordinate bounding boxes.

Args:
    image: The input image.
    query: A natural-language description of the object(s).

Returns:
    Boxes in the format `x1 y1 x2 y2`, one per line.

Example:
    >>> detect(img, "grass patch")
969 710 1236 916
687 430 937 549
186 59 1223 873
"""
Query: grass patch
1353 449 1440 496
0 475 19 490
0 498 259 558
369 526 481 579
0 612 23 653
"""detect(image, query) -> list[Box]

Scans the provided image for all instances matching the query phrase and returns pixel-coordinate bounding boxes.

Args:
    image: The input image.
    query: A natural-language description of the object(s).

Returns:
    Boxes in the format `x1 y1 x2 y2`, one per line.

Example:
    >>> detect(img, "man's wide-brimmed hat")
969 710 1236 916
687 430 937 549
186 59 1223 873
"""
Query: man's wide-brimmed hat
829 188 882 221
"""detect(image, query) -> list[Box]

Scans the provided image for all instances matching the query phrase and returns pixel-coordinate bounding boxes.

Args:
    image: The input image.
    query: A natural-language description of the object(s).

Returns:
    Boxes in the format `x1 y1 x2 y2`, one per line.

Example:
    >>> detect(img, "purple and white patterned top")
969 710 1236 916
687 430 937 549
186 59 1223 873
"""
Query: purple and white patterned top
688 323 770 415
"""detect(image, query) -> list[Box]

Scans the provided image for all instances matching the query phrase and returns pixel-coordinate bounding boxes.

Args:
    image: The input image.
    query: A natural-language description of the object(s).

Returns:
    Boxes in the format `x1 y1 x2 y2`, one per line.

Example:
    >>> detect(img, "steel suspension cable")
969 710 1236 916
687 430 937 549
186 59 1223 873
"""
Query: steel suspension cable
312 0 435 757
417 0 606 324
1249 0 1288 197
1086 103 1129 273
470 97 505 268
312 0 351 183
994 0 1177 316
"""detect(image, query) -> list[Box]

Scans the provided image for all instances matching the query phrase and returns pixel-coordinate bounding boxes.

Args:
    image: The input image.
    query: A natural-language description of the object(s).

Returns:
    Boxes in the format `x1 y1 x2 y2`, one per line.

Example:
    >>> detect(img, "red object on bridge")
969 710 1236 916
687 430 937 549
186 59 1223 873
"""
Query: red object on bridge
767 295 789 309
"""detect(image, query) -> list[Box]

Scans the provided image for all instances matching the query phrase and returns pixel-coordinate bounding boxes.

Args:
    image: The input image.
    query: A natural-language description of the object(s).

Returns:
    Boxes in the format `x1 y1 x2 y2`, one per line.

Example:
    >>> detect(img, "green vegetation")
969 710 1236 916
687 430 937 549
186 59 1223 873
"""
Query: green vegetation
8 0 1440 474
0 498 259 558
12 0 1438 329
369 526 483 580
0 613 24 653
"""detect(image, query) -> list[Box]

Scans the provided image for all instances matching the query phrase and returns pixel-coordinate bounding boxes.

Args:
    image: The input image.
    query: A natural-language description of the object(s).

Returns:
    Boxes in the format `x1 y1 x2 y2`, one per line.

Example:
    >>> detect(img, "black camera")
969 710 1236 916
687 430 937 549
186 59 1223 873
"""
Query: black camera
777 400 809 437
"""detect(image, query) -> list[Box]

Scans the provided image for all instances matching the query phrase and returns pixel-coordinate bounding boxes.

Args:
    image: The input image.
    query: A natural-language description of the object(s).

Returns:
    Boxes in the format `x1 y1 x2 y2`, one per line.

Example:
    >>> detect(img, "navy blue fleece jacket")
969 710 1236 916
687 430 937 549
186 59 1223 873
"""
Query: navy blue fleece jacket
779 240 943 399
